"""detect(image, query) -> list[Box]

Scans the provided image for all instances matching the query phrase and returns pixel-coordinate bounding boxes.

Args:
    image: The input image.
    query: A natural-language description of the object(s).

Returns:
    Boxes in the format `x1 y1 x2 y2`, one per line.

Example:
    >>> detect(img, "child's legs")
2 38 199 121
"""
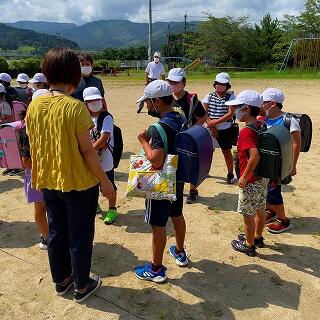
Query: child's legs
243 215 255 246
34 201 48 239
222 149 234 173
106 169 117 208
255 209 266 238
171 215 186 251
266 183 286 219
151 226 167 266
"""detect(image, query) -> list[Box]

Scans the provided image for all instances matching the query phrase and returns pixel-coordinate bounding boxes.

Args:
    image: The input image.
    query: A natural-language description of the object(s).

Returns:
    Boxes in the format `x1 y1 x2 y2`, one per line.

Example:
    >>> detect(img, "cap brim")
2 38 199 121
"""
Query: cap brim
225 97 243 106
84 94 102 101
166 76 183 82
214 79 229 84
29 79 37 83
136 94 149 103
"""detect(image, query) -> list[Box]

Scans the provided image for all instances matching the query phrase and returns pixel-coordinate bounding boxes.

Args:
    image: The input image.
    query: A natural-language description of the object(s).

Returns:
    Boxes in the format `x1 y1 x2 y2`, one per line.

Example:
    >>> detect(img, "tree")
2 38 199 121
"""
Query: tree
0 57 9 73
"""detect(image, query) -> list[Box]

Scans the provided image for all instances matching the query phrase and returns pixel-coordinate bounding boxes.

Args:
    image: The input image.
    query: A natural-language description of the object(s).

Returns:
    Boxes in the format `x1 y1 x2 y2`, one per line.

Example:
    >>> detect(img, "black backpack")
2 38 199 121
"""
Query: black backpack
246 123 293 184
97 111 123 169
284 113 312 152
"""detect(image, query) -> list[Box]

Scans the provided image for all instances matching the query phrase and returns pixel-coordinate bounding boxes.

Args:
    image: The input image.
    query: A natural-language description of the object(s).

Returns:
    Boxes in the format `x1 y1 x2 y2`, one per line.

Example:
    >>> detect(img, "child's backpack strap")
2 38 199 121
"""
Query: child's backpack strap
97 111 112 132
283 113 292 131
151 123 168 153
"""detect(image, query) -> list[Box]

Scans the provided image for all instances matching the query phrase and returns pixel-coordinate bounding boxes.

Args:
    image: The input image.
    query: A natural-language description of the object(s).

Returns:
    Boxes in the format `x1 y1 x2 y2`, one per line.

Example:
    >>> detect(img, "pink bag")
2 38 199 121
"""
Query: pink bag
0 124 23 169
11 101 27 121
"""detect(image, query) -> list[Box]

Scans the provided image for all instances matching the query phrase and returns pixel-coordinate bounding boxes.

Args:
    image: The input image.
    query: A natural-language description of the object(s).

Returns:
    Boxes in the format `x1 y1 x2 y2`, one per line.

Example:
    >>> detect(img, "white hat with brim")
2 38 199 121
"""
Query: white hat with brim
166 68 186 82
262 88 285 103
225 90 263 108
29 73 47 84
32 89 50 100
83 86 103 101
214 72 230 84
137 80 172 103
17 73 29 83
0 73 12 83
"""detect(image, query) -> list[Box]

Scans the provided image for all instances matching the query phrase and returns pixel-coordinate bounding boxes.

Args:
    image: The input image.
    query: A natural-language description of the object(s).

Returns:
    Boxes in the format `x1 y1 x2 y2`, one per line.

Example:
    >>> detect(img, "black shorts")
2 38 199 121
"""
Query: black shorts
144 182 184 227
267 183 283 205
217 126 233 150
105 169 117 191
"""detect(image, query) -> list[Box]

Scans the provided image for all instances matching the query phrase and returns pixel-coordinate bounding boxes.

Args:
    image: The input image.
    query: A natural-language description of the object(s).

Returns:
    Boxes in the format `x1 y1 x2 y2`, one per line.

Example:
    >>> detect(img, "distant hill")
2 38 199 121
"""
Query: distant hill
0 23 79 52
5 19 200 49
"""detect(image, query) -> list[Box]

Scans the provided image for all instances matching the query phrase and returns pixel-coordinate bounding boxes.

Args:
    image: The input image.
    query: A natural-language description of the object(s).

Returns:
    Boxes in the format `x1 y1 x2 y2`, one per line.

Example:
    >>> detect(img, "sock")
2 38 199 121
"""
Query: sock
151 262 162 272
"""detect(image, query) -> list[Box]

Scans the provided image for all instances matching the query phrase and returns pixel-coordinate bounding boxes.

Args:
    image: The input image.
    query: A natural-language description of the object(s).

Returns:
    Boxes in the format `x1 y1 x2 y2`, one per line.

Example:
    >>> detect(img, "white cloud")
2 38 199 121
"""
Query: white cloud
0 0 306 25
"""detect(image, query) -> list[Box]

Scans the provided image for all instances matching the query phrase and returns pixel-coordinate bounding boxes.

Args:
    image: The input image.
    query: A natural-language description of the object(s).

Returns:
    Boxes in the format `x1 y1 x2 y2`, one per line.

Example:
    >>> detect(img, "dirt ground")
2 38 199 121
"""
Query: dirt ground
0 78 319 320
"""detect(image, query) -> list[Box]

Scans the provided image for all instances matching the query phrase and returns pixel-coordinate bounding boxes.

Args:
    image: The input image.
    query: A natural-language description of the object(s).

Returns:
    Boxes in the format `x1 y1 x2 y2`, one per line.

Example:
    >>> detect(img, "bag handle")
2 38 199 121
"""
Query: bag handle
151 123 168 153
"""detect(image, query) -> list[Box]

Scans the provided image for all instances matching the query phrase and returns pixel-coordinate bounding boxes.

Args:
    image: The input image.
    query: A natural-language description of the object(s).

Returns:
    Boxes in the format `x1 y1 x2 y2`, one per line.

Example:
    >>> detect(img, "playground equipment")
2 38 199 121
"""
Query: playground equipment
279 36 320 72
185 58 204 71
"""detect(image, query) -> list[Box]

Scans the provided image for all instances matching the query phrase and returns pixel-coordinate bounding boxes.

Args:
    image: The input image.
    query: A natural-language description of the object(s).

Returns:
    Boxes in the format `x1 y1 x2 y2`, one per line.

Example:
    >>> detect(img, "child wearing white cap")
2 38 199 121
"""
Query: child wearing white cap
15 73 33 105
0 83 13 124
134 80 188 283
167 67 207 204
137 52 165 113
83 87 118 224
0 72 18 103
29 73 48 91
261 88 301 233
225 90 267 257
202 72 237 184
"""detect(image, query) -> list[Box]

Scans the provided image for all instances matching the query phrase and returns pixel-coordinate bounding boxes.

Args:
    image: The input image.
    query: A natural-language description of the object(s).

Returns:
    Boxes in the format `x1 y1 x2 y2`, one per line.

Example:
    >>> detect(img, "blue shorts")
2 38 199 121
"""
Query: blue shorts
267 183 283 205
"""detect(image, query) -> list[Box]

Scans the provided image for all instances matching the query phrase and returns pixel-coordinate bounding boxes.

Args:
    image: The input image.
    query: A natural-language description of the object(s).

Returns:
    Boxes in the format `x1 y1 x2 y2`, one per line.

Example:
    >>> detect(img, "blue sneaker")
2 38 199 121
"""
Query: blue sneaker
134 262 167 283
169 245 188 267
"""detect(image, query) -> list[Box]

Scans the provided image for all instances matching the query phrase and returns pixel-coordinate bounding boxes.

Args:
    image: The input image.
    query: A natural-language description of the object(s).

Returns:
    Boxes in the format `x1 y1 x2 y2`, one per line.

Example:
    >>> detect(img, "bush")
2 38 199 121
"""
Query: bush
9 58 42 78
0 57 9 73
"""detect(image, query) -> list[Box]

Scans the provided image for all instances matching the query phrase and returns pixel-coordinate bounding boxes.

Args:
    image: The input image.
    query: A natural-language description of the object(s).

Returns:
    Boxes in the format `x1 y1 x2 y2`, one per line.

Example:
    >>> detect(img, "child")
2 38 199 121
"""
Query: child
19 110 48 249
226 90 267 257
0 83 13 124
167 68 207 204
83 87 118 224
29 73 48 92
134 80 188 283
261 88 301 233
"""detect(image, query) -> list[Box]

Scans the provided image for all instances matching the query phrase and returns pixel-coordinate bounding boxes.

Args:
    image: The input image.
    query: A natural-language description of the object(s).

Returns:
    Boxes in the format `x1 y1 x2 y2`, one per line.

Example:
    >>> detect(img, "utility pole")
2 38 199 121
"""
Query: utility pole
184 11 187 34
148 0 152 61
167 23 171 56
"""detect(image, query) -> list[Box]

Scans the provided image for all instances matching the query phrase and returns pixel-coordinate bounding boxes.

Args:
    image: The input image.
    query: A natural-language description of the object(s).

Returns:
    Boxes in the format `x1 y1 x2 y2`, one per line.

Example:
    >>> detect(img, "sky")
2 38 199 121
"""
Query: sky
1 0 306 25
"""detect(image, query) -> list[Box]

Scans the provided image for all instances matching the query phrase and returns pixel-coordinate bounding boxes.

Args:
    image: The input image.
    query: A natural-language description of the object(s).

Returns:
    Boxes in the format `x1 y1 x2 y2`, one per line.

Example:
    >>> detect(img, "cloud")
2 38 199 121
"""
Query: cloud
1 0 306 25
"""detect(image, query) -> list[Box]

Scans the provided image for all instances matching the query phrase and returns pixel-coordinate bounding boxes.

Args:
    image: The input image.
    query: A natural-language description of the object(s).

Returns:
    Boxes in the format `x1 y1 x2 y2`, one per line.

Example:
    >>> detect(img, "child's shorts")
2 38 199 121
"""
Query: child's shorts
238 178 268 216
24 169 43 203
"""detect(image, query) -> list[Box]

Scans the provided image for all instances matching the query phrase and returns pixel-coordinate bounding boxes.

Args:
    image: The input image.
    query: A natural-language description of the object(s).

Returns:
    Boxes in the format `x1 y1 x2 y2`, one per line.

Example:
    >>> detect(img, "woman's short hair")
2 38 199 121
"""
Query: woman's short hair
78 53 93 65
42 48 81 87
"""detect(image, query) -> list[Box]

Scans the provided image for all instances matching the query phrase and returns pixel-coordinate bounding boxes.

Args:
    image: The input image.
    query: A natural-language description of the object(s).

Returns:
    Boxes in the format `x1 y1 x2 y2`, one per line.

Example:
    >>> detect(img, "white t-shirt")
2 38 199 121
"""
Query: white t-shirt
92 115 114 172
145 62 165 79
0 101 12 118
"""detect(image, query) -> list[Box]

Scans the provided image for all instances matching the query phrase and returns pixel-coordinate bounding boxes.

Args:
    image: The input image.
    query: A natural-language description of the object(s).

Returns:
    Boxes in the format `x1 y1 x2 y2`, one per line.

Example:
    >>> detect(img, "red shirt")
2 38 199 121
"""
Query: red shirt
237 124 260 183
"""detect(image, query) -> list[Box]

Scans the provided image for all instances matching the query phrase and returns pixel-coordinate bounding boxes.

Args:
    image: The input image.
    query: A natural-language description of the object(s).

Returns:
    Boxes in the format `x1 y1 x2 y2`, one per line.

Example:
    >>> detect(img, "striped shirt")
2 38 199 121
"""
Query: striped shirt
202 91 235 130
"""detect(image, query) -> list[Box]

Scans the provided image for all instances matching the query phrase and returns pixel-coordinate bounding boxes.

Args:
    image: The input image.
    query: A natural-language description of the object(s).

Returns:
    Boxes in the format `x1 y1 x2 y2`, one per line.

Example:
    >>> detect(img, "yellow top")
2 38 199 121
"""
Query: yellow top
26 94 98 192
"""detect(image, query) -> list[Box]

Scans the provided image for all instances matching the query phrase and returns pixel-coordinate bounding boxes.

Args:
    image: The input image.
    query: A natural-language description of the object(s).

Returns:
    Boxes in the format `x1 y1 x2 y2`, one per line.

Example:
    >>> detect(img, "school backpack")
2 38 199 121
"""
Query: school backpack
0 122 23 169
97 111 123 169
246 123 293 184
284 113 312 152
176 125 214 186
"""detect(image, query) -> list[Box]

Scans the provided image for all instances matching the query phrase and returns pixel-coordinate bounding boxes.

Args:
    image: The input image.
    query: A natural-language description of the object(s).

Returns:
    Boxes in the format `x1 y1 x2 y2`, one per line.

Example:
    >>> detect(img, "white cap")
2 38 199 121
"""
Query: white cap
154 52 161 58
32 89 50 100
225 90 263 108
166 68 186 82
83 87 103 101
29 73 47 84
17 73 29 83
262 88 285 103
137 80 172 102
0 83 5 93
214 72 230 84
0 73 12 83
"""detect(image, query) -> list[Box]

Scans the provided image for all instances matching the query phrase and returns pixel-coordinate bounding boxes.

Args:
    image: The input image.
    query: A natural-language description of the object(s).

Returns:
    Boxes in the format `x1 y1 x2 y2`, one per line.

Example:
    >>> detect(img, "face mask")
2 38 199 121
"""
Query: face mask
18 83 28 89
87 100 103 113
262 102 273 117
154 57 160 63
148 100 161 118
170 83 184 95
81 66 92 76
235 106 247 121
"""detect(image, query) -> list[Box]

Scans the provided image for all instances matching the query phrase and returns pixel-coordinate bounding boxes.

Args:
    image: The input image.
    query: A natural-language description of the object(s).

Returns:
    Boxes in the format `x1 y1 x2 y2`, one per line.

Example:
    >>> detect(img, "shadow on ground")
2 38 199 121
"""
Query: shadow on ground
0 178 24 193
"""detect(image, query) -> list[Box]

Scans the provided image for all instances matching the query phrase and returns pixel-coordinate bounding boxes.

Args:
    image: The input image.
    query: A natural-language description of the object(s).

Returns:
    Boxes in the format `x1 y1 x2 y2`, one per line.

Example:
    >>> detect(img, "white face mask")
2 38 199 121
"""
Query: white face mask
18 83 28 89
235 106 247 121
154 57 160 63
87 100 103 113
81 66 92 76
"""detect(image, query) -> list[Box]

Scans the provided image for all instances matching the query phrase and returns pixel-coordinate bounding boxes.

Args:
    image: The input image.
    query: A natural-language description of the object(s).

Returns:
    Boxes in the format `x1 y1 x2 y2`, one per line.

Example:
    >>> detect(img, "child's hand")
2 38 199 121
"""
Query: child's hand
100 178 115 198
138 130 150 143
238 176 248 189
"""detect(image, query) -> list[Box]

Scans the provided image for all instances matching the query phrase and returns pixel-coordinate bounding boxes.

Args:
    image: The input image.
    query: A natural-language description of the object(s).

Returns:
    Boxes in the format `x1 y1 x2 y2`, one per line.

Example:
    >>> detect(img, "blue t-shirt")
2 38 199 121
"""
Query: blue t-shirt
265 114 300 133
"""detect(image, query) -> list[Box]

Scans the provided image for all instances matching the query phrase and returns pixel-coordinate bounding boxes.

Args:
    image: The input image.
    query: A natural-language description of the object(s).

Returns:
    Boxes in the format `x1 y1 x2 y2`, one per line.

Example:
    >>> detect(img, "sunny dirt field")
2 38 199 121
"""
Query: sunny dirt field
0 78 319 320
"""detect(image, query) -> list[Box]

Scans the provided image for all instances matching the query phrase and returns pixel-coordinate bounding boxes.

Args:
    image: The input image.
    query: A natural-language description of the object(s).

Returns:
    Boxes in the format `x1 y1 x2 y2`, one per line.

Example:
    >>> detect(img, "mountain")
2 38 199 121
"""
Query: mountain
6 21 78 35
5 19 200 49
0 23 79 51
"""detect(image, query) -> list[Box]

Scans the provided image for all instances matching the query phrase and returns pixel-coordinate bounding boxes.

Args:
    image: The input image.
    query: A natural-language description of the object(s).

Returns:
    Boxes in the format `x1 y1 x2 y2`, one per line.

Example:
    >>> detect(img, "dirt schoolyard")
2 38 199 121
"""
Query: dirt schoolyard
0 78 319 320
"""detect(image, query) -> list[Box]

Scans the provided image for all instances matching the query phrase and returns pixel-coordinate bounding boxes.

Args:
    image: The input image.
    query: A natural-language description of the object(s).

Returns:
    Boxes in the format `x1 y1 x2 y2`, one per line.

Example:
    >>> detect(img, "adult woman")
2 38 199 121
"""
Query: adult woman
26 47 114 303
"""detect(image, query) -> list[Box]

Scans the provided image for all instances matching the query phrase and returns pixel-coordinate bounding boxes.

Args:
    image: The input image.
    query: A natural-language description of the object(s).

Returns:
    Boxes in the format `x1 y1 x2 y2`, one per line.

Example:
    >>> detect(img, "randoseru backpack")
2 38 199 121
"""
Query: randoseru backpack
96 111 123 169
284 112 312 152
